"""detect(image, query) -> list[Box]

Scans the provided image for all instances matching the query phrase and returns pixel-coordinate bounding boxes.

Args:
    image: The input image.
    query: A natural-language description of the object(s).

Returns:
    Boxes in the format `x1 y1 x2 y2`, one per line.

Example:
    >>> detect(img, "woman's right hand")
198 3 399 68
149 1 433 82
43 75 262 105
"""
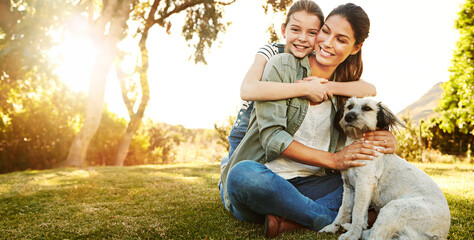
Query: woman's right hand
296 77 333 103
332 141 378 170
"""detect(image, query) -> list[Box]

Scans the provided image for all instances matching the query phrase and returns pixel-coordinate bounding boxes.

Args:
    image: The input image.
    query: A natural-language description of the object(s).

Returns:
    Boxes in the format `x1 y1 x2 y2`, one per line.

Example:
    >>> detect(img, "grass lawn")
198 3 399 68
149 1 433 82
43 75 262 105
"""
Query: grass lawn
0 162 472 239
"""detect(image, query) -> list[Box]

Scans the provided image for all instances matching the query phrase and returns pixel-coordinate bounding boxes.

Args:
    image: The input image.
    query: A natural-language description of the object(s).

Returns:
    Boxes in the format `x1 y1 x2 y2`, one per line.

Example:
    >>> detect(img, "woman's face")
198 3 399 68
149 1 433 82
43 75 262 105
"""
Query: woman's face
314 15 362 67
281 11 321 58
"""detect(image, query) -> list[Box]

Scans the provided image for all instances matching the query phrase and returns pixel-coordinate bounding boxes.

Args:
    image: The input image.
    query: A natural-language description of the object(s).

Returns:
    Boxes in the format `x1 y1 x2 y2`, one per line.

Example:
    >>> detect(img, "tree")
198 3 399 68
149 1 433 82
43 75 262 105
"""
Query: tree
214 114 236 151
0 83 87 173
1 0 295 170
112 0 236 166
0 0 294 168
63 0 134 167
0 0 81 173
1 0 73 109
146 122 185 164
422 118 474 157
437 0 474 137
112 0 294 166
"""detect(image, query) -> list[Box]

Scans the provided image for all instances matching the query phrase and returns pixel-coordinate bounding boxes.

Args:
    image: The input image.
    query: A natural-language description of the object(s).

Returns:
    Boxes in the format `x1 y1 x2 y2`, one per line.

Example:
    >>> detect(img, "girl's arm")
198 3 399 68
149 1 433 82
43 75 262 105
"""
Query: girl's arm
301 76 376 98
240 54 331 102
325 79 376 97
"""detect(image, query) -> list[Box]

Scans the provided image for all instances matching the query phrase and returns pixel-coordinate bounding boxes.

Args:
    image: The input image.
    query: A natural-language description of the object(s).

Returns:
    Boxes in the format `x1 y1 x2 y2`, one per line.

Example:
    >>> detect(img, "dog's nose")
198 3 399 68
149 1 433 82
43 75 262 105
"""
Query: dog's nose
345 112 357 123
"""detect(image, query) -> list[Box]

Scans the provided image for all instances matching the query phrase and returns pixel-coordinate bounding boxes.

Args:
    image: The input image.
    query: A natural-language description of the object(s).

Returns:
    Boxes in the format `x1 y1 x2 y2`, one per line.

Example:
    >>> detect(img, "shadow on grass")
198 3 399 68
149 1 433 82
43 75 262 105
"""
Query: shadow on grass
417 164 473 180
0 163 472 239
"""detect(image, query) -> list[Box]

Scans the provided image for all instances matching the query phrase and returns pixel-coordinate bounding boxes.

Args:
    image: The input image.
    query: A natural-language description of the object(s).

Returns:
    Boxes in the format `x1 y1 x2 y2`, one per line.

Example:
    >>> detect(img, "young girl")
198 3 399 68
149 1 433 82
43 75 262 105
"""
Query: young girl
220 2 395 238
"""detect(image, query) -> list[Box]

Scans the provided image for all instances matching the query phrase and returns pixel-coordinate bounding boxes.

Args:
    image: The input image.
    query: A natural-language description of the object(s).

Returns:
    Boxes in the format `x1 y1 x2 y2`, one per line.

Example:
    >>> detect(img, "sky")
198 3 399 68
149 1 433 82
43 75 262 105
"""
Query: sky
59 0 464 129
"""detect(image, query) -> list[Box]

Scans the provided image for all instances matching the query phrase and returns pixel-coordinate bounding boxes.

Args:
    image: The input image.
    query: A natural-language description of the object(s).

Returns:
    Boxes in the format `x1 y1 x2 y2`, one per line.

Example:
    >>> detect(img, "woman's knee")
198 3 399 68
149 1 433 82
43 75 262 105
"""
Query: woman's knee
228 161 264 183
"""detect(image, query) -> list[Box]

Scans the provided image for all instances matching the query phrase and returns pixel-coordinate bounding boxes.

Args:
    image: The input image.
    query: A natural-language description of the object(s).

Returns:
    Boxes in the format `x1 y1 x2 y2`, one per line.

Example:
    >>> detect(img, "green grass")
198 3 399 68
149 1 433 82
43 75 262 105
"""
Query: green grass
0 163 472 239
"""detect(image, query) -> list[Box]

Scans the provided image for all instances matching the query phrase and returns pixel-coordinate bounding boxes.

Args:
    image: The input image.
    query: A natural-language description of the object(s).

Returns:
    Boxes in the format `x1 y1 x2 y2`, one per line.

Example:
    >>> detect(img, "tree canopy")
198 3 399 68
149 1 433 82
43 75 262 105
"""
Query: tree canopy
438 0 474 135
0 0 295 172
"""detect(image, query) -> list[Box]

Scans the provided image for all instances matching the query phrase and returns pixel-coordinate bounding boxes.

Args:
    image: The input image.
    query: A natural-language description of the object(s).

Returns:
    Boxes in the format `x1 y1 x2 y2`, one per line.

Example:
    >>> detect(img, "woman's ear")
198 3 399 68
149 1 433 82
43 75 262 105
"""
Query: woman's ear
350 43 363 55
281 23 286 38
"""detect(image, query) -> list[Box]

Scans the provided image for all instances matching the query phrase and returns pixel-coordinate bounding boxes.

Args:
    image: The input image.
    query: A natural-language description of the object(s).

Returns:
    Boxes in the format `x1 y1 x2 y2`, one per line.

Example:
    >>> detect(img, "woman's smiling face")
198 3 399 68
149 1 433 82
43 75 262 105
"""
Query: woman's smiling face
315 15 362 67
281 10 322 58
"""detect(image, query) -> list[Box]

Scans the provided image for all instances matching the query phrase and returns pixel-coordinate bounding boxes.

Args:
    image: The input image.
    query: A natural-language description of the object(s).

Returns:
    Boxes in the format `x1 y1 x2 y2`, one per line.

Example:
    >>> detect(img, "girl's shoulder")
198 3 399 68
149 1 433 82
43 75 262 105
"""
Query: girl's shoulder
257 43 285 60
267 53 302 67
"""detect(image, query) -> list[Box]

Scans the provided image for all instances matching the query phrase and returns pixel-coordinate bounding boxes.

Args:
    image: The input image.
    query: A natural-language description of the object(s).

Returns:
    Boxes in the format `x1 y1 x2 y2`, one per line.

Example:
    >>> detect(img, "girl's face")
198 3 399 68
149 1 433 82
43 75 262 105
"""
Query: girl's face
314 15 362 68
281 11 321 58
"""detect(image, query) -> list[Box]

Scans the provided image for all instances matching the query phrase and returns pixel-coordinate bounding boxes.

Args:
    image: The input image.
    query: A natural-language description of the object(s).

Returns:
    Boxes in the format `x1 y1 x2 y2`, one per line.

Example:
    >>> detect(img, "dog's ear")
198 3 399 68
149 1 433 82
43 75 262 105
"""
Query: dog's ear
377 102 406 130
334 106 345 131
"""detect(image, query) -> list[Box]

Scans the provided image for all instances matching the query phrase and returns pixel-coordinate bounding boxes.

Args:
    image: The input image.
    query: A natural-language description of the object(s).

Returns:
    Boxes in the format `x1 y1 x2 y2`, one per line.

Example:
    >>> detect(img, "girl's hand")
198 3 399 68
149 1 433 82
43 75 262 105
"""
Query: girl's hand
332 141 378 170
296 77 333 103
361 130 398 154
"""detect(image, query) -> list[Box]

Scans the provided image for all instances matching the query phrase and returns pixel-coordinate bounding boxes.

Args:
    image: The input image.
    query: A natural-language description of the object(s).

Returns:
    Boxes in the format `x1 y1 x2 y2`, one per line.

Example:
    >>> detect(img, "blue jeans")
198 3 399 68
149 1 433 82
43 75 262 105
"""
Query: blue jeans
228 101 253 157
221 160 343 231
217 101 252 187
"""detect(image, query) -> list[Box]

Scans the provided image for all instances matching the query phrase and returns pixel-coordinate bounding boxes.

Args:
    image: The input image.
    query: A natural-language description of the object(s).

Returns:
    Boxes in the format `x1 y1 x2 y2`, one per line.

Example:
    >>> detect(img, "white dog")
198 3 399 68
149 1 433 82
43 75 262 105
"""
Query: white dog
320 98 451 240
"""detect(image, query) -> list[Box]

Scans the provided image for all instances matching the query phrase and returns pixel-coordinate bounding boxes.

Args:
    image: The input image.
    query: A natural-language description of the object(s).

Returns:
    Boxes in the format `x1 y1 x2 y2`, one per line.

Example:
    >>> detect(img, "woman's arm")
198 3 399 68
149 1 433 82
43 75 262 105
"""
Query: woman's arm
281 140 378 170
240 54 331 102
280 130 398 170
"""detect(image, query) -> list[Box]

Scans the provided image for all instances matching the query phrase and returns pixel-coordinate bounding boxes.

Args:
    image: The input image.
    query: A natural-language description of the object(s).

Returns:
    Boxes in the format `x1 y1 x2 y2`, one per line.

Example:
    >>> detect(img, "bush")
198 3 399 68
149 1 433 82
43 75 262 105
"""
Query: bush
395 114 424 162
422 118 473 157
213 114 236 151
420 149 470 163
87 109 127 166
0 84 86 173
395 113 473 163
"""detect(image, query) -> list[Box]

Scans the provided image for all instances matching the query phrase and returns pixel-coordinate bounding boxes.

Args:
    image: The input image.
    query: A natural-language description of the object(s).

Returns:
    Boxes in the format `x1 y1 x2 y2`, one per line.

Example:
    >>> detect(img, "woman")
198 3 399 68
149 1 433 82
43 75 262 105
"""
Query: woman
220 3 391 238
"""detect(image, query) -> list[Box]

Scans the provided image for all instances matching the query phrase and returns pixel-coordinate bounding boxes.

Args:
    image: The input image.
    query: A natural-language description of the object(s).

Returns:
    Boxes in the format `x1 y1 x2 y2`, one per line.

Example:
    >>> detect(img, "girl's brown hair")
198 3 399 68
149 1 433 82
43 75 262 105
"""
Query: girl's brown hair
284 0 324 28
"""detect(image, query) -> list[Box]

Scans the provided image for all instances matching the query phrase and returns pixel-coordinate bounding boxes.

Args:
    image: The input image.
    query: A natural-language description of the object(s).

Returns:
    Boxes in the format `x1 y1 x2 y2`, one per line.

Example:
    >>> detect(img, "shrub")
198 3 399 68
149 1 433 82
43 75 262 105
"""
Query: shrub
395 114 424 162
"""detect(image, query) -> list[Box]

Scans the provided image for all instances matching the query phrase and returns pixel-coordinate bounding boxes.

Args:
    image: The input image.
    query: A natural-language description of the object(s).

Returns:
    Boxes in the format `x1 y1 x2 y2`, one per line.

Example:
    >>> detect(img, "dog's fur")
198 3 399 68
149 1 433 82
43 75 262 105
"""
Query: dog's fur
320 98 451 240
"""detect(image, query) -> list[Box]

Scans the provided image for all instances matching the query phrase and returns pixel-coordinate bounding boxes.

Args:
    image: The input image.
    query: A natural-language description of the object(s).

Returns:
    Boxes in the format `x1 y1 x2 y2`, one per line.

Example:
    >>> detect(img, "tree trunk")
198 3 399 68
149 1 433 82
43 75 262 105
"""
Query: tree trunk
113 68 150 166
63 43 114 167
114 115 144 166
62 0 132 167
113 1 154 166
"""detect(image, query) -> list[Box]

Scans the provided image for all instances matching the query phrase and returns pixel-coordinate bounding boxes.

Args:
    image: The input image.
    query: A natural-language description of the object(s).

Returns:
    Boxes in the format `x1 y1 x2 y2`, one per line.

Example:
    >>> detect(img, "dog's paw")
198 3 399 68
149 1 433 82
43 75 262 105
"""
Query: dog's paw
341 223 351 231
320 223 340 233
361 229 371 240
338 229 362 240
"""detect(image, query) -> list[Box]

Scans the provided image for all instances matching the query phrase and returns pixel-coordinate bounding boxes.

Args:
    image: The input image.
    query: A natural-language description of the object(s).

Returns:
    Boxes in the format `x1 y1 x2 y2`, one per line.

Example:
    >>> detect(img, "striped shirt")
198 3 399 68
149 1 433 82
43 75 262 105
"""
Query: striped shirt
240 43 285 110
257 43 285 60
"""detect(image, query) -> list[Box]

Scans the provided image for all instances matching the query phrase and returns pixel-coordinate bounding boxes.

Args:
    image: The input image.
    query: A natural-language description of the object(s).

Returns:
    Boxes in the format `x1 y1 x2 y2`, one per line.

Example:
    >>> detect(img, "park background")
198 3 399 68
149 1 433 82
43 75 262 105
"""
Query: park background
0 0 473 239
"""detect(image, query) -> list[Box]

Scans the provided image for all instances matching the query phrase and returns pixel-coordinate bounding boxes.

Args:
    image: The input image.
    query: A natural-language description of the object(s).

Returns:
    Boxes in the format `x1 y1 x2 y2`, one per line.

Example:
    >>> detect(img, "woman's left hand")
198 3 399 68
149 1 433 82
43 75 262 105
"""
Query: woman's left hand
361 130 398 154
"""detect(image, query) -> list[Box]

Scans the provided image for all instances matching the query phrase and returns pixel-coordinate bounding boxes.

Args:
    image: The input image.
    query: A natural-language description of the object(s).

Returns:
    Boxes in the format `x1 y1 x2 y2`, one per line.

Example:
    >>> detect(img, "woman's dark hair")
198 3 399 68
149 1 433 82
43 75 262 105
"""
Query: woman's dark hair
284 0 324 29
327 3 370 107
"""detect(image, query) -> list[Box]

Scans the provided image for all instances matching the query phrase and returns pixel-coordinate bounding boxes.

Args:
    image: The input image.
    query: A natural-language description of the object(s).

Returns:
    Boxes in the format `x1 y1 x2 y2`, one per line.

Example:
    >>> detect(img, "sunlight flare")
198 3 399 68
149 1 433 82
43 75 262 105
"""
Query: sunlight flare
51 35 96 93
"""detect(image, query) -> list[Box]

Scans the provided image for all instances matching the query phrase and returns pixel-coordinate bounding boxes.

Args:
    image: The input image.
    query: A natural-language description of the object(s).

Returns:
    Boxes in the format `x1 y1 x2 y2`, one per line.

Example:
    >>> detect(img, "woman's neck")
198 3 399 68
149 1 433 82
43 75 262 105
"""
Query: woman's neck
309 55 336 80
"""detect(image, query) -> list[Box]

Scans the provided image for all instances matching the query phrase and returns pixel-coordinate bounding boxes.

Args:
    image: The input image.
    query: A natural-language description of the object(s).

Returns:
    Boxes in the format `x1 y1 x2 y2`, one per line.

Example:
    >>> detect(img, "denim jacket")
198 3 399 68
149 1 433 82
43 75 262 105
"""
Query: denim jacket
220 53 346 211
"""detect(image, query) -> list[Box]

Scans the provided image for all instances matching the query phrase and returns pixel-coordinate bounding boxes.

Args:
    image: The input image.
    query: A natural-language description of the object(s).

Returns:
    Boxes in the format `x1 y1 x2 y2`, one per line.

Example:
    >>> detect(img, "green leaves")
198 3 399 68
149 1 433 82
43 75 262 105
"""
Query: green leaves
437 0 474 135
181 0 227 64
